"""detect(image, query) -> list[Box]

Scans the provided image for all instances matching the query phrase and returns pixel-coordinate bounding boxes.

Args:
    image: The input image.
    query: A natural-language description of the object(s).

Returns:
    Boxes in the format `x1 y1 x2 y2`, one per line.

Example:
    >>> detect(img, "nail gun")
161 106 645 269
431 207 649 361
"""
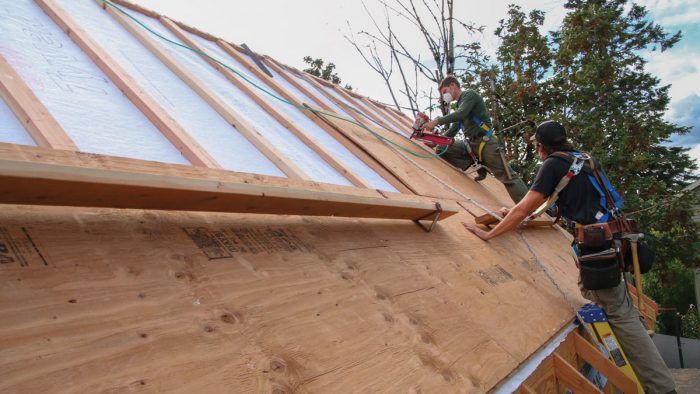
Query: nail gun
410 112 454 146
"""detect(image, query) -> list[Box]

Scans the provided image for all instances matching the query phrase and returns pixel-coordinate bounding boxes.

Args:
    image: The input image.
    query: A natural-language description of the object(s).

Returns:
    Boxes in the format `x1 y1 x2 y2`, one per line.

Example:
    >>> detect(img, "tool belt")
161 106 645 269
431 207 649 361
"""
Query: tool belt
575 218 636 290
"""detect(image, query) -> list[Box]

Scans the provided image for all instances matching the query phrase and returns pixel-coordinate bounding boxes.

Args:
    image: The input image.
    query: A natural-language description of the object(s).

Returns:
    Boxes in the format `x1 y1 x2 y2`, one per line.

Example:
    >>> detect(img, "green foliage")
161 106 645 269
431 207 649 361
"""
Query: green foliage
477 1 699 335
644 259 697 333
681 305 700 339
302 56 351 90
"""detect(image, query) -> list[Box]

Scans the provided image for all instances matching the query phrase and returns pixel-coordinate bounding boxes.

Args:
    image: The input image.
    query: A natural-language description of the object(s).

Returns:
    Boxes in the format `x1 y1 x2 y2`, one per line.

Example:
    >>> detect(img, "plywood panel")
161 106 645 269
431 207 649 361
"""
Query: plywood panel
0 201 580 393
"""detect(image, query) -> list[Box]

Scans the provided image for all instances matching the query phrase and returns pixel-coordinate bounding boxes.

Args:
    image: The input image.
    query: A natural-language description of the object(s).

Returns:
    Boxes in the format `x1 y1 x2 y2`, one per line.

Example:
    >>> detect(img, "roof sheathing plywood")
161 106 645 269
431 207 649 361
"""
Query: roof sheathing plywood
0 1 586 392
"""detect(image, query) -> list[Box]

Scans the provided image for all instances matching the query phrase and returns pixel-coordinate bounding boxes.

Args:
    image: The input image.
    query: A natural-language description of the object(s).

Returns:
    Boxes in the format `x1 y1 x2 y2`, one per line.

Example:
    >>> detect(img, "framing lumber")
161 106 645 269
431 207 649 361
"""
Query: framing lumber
330 84 396 132
36 0 221 169
0 152 457 221
474 213 554 227
372 99 414 130
159 18 365 187
262 57 337 114
0 55 77 151
215 40 373 189
553 353 603 393
572 332 638 393
99 3 306 181
360 96 411 136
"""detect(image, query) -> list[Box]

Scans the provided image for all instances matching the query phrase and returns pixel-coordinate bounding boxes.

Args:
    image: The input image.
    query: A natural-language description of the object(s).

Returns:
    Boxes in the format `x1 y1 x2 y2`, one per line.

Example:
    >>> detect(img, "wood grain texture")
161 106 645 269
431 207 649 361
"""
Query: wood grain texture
573 332 638 393
0 200 581 393
36 0 221 169
0 145 455 221
0 55 77 151
553 353 603 393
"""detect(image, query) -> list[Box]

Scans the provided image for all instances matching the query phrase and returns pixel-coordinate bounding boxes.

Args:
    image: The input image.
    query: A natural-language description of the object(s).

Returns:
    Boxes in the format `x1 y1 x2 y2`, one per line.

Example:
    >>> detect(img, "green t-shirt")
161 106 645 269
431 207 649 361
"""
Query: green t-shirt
437 90 492 140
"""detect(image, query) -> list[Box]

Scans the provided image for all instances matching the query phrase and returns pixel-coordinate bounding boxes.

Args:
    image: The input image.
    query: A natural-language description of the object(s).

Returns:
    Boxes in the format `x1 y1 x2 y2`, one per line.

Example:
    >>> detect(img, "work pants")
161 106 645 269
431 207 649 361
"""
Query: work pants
440 139 528 203
582 281 676 394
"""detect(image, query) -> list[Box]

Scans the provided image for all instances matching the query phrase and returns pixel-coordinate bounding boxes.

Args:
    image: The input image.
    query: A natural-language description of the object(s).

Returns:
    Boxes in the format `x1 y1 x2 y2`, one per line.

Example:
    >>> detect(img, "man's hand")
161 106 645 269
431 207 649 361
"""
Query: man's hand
424 119 439 132
498 207 510 217
463 222 491 241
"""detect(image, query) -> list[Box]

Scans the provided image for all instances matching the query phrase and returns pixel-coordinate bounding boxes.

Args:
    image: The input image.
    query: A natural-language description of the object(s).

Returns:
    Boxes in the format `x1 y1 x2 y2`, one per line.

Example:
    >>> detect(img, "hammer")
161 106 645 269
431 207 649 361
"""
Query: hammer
622 233 645 317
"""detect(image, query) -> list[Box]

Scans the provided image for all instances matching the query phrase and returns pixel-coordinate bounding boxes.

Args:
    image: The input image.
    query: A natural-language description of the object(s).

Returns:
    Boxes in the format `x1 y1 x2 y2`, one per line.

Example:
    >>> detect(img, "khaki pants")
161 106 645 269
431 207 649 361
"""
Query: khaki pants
582 281 676 394
439 139 528 203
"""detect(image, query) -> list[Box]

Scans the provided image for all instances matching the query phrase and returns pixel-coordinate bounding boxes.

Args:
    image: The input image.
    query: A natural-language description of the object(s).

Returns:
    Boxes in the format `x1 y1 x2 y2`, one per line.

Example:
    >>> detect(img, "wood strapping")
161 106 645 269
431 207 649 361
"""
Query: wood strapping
0 54 77 151
37 0 221 169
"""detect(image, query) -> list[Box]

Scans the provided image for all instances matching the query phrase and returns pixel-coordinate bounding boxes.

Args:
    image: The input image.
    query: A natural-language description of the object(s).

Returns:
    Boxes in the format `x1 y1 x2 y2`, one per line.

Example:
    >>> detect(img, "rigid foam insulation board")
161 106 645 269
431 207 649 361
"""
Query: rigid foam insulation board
253 53 398 192
280 67 352 118
0 96 36 146
185 32 352 187
56 0 285 178
0 1 190 165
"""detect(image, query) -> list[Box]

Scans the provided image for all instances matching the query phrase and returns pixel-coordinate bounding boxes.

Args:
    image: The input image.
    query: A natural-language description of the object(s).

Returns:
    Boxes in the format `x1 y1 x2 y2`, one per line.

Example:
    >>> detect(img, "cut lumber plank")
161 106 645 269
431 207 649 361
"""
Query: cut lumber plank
262 57 337 114
360 96 411 136
573 332 638 393
99 2 305 181
0 54 77 151
215 40 373 189
0 154 457 221
474 213 555 227
36 0 221 169
553 353 603 393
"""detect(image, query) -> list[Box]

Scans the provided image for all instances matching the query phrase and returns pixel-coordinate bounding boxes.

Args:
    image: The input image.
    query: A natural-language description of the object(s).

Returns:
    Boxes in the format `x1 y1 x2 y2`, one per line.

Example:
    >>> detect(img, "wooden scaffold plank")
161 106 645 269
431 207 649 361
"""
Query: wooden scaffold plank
36 0 221 169
0 151 459 221
0 54 77 151
99 1 306 181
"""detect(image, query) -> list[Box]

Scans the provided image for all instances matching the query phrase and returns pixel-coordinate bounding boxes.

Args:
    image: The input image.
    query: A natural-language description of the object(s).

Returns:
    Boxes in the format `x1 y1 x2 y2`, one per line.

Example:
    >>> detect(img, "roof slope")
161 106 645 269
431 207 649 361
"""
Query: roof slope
0 0 584 392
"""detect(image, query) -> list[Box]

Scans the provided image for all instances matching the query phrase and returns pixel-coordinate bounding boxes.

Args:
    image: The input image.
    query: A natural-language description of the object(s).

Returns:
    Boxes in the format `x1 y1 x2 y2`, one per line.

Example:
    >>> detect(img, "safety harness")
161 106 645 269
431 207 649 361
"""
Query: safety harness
525 151 624 225
455 115 495 161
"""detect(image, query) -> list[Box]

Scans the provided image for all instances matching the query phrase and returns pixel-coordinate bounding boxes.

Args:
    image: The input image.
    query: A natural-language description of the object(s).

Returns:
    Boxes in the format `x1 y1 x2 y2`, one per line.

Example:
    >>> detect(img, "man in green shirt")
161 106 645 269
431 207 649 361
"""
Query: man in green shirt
424 76 528 203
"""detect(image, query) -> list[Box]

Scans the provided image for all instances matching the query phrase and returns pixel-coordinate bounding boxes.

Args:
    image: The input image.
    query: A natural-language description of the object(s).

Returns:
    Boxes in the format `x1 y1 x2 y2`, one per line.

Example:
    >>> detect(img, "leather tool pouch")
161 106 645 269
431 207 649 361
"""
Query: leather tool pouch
576 223 621 290
578 248 621 290
575 223 613 249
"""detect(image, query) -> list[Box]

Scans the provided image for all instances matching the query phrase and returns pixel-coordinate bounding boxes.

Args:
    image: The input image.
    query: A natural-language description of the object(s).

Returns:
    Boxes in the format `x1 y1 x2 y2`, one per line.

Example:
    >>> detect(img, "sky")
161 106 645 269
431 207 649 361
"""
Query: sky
130 0 700 165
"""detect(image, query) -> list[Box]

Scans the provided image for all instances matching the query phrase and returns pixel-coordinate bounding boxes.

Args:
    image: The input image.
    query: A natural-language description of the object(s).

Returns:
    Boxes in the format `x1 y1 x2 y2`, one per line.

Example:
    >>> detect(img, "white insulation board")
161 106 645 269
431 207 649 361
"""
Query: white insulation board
189 34 351 186
128 16 349 185
0 0 190 165
283 69 351 118
56 0 284 178
258 55 398 191
0 96 36 146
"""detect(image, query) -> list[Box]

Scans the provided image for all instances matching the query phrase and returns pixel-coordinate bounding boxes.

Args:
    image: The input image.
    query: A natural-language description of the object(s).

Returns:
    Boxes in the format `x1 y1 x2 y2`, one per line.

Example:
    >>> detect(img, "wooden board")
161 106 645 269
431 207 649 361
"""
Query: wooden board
0 55 77 151
0 144 456 222
37 0 221 169
474 213 555 227
0 200 582 392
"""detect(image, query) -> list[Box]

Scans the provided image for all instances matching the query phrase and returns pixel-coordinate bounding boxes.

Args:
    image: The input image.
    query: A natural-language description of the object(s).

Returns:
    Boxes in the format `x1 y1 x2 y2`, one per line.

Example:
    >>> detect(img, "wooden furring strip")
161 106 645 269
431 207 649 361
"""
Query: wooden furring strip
215 40 373 189
0 54 77 151
99 2 305 180
37 0 221 169
259 57 411 193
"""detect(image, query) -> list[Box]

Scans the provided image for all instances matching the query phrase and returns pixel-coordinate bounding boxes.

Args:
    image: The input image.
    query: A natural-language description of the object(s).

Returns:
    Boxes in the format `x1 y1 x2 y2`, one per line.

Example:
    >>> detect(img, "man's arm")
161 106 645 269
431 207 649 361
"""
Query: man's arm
464 189 547 241
441 122 460 138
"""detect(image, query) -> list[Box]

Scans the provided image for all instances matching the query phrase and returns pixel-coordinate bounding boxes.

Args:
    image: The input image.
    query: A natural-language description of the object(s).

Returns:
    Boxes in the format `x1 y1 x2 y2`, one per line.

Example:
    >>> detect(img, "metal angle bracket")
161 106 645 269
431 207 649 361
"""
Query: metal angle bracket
414 202 442 233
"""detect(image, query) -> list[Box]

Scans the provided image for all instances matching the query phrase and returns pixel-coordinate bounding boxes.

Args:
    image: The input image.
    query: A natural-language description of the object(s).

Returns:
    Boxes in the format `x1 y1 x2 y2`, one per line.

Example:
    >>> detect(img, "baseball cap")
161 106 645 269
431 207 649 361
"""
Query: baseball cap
531 120 568 147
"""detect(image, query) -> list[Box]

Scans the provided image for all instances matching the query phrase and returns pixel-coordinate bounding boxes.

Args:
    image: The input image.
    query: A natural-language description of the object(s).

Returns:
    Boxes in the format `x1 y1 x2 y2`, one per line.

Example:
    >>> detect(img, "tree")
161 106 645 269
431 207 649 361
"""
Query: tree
346 0 482 115
302 56 352 90
471 5 555 181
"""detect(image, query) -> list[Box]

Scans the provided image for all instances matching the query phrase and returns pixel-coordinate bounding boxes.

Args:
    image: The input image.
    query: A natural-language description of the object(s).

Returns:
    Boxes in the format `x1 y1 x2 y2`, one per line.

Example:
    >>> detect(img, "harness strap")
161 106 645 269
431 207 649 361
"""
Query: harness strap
524 152 588 224
472 115 495 161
